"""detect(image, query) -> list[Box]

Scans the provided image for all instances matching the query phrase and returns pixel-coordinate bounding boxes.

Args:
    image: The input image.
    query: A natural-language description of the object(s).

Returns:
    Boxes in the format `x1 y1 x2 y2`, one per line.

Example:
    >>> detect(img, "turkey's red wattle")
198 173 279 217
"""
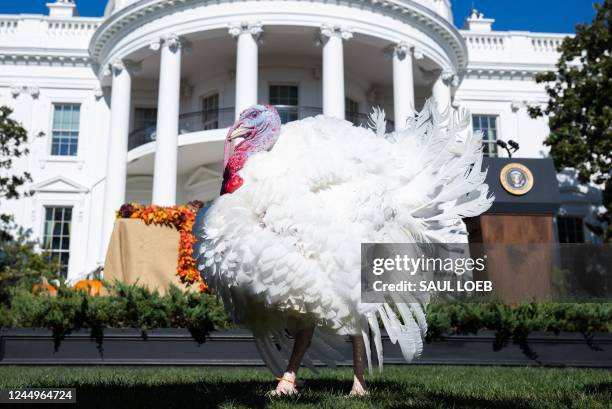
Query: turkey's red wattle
223 174 243 194
221 149 248 195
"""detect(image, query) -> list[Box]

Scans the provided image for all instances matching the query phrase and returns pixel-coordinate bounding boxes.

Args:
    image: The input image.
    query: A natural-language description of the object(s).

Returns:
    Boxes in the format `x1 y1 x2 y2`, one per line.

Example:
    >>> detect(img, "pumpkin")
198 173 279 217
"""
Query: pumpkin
32 277 58 297
74 279 105 296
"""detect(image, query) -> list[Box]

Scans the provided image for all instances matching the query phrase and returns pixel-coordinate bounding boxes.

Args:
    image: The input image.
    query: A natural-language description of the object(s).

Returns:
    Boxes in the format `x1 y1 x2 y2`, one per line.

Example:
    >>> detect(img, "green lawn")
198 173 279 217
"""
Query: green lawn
0 366 610 409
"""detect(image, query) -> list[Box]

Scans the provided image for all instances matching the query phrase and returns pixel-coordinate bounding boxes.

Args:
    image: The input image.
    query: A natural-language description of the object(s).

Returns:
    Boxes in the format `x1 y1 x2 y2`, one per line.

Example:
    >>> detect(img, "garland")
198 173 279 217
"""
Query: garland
116 202 208 293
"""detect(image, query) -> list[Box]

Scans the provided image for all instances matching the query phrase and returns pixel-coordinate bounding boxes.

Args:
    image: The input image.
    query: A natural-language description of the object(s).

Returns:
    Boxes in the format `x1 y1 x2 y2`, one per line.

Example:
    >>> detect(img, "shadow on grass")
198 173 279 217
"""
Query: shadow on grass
582 381 612 398
33 380 271 409
15 378 544 409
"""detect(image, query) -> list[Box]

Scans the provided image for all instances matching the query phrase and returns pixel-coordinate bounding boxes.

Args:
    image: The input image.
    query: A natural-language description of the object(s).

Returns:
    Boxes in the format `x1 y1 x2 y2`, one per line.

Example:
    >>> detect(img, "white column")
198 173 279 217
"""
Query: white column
432 70 456 115
320 25 352 119
100 60 132 260
392 42 415 131
229 22 262 119
151 34 182 206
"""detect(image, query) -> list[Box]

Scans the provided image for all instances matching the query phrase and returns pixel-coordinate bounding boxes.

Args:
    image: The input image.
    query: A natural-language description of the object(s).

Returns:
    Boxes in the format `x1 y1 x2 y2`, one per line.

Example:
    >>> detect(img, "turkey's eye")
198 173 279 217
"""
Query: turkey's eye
250 111 258 119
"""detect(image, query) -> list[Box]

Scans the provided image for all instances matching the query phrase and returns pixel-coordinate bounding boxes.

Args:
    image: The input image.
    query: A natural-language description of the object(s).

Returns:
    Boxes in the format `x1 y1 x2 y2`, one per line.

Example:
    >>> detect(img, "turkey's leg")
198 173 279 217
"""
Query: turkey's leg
272 325 315 396
350 335 369 396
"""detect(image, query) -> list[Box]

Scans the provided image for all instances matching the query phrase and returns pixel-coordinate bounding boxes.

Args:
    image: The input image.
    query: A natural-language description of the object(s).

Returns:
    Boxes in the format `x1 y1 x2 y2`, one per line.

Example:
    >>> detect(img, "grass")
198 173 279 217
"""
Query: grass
0 366 610 409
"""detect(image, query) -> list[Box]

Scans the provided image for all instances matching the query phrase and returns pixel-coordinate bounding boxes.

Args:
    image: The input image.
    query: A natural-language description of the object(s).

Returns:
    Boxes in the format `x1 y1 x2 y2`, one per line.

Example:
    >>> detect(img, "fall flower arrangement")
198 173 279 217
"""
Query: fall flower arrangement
116 201 208 292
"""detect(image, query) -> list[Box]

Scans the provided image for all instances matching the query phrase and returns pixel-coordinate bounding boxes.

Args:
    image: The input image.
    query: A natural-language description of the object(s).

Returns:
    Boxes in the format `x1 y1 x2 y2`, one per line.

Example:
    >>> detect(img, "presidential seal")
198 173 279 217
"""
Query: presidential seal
500 163 534 195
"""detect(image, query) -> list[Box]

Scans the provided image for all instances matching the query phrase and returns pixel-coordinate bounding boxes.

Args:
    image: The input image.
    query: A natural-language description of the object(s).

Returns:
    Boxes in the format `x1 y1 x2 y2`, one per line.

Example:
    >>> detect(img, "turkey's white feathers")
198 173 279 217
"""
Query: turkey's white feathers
197 100 493 374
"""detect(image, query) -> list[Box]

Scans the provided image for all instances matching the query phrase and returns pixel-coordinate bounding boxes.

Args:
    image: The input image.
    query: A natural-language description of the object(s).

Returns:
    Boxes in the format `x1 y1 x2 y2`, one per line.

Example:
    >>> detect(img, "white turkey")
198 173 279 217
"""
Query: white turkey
196 100 493 396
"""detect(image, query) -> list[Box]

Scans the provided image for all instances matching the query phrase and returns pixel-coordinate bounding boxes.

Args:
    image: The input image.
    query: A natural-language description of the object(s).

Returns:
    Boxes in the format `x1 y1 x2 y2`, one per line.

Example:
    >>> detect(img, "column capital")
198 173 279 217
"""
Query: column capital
10 84 21 98
29 85 40 99
393 42 410 59
318 24 353 45
420 67 459 87
413 47 424 60
93 86 104 100
104 59 140 77
149 34 190 53
228 22 264 41
441 69 460 87
385 42 409 60
386 42 425 60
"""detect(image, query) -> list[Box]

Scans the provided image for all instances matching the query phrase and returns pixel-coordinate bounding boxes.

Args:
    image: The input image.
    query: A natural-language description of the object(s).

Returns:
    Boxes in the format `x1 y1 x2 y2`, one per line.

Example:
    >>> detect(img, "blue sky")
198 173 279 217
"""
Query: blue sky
0 0 601 34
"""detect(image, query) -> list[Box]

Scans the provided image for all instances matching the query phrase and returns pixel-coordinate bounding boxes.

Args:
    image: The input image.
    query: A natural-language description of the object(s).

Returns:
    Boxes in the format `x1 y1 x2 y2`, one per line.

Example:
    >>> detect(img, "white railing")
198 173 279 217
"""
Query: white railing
47 20 100 36
462 31 569 66
531 36 565 53
464 33 506 51
0 15 102 50
0 19 19 35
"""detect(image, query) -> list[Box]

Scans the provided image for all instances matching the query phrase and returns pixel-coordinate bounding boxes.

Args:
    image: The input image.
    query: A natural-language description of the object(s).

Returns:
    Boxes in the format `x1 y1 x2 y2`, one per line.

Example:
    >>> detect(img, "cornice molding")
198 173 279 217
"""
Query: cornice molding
464 65 556 80
89 0 467 74
0 49 91 67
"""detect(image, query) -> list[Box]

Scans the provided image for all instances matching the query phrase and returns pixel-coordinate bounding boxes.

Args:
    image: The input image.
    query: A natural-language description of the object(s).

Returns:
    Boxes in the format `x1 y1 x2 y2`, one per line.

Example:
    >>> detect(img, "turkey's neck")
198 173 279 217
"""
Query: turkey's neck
221 143 250 194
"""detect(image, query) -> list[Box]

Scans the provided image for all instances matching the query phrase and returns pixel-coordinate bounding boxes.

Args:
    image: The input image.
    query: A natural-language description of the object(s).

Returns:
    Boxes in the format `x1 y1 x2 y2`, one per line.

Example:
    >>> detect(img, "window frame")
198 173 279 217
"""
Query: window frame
556 215 585 243
42 205 74 277
201 92 220 130
49 103 82 157
268 83 299 124
472 114 499 158
345 97 360 114
133 107 158 132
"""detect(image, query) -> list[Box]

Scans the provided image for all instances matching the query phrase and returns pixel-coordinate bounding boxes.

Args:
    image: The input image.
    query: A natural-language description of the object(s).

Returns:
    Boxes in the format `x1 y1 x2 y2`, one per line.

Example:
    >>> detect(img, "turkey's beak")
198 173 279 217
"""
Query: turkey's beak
227 123 252 141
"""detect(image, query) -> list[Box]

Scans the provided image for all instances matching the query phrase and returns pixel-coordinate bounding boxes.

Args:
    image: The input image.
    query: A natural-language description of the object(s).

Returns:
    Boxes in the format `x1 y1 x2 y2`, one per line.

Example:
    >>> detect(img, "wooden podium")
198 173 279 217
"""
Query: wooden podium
465 158 561 302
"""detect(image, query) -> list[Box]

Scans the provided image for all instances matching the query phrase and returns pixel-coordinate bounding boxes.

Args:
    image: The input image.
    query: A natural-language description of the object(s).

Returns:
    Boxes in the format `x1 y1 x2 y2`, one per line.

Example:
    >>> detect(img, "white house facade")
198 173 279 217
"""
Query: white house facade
0 0 601 280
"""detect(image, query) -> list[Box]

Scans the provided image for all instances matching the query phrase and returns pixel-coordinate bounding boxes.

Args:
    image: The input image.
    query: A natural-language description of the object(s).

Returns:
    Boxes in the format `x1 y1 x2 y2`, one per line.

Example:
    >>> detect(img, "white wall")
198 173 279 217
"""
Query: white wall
0 62 109 280
457 77 551 158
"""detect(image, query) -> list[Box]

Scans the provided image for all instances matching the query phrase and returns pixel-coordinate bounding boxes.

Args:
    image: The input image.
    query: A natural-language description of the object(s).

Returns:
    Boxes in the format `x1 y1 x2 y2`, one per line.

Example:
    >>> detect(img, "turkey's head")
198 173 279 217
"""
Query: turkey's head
221 105 281 194
223 105 281 169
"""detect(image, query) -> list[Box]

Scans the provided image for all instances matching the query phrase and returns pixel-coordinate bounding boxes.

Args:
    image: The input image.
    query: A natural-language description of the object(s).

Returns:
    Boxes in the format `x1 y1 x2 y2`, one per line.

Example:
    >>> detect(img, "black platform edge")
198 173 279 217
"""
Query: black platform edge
1 329 610 368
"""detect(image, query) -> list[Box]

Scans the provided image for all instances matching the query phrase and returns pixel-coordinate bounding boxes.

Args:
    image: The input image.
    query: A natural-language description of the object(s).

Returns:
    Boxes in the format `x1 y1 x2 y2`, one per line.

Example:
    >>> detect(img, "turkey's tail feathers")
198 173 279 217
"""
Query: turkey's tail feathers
251 301 427 376
363 302 427 374
367 107 387 138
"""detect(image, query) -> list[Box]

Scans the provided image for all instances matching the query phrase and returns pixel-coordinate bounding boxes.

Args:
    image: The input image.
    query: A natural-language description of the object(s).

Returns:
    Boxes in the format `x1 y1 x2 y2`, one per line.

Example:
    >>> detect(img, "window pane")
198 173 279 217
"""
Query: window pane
70 107 81 130
51 104 80 156
557 216 584 243
345 97 359 114
269 86 299 124
43 206 72 277
134 108 158 131
472 114 498 158
202 94 220 130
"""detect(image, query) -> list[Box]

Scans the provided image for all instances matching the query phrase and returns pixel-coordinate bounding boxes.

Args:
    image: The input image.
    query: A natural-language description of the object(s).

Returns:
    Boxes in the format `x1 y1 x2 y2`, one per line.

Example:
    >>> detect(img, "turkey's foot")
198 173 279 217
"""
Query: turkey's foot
268 372 298 397
348 375 369 397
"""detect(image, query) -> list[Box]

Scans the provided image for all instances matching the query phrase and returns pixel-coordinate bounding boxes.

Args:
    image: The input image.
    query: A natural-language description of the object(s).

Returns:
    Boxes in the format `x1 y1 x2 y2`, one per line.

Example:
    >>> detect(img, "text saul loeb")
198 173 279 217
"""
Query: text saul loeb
368 254 494 294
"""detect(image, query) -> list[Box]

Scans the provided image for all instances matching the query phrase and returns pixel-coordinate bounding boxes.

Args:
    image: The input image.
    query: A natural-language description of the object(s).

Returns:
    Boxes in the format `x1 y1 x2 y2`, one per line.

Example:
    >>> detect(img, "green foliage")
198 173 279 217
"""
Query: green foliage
2 279 610 358
0 281 229 347
0 106 36 238
427 302 612 360
529 1 612 241
427 302 612 337
0 228 59 304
